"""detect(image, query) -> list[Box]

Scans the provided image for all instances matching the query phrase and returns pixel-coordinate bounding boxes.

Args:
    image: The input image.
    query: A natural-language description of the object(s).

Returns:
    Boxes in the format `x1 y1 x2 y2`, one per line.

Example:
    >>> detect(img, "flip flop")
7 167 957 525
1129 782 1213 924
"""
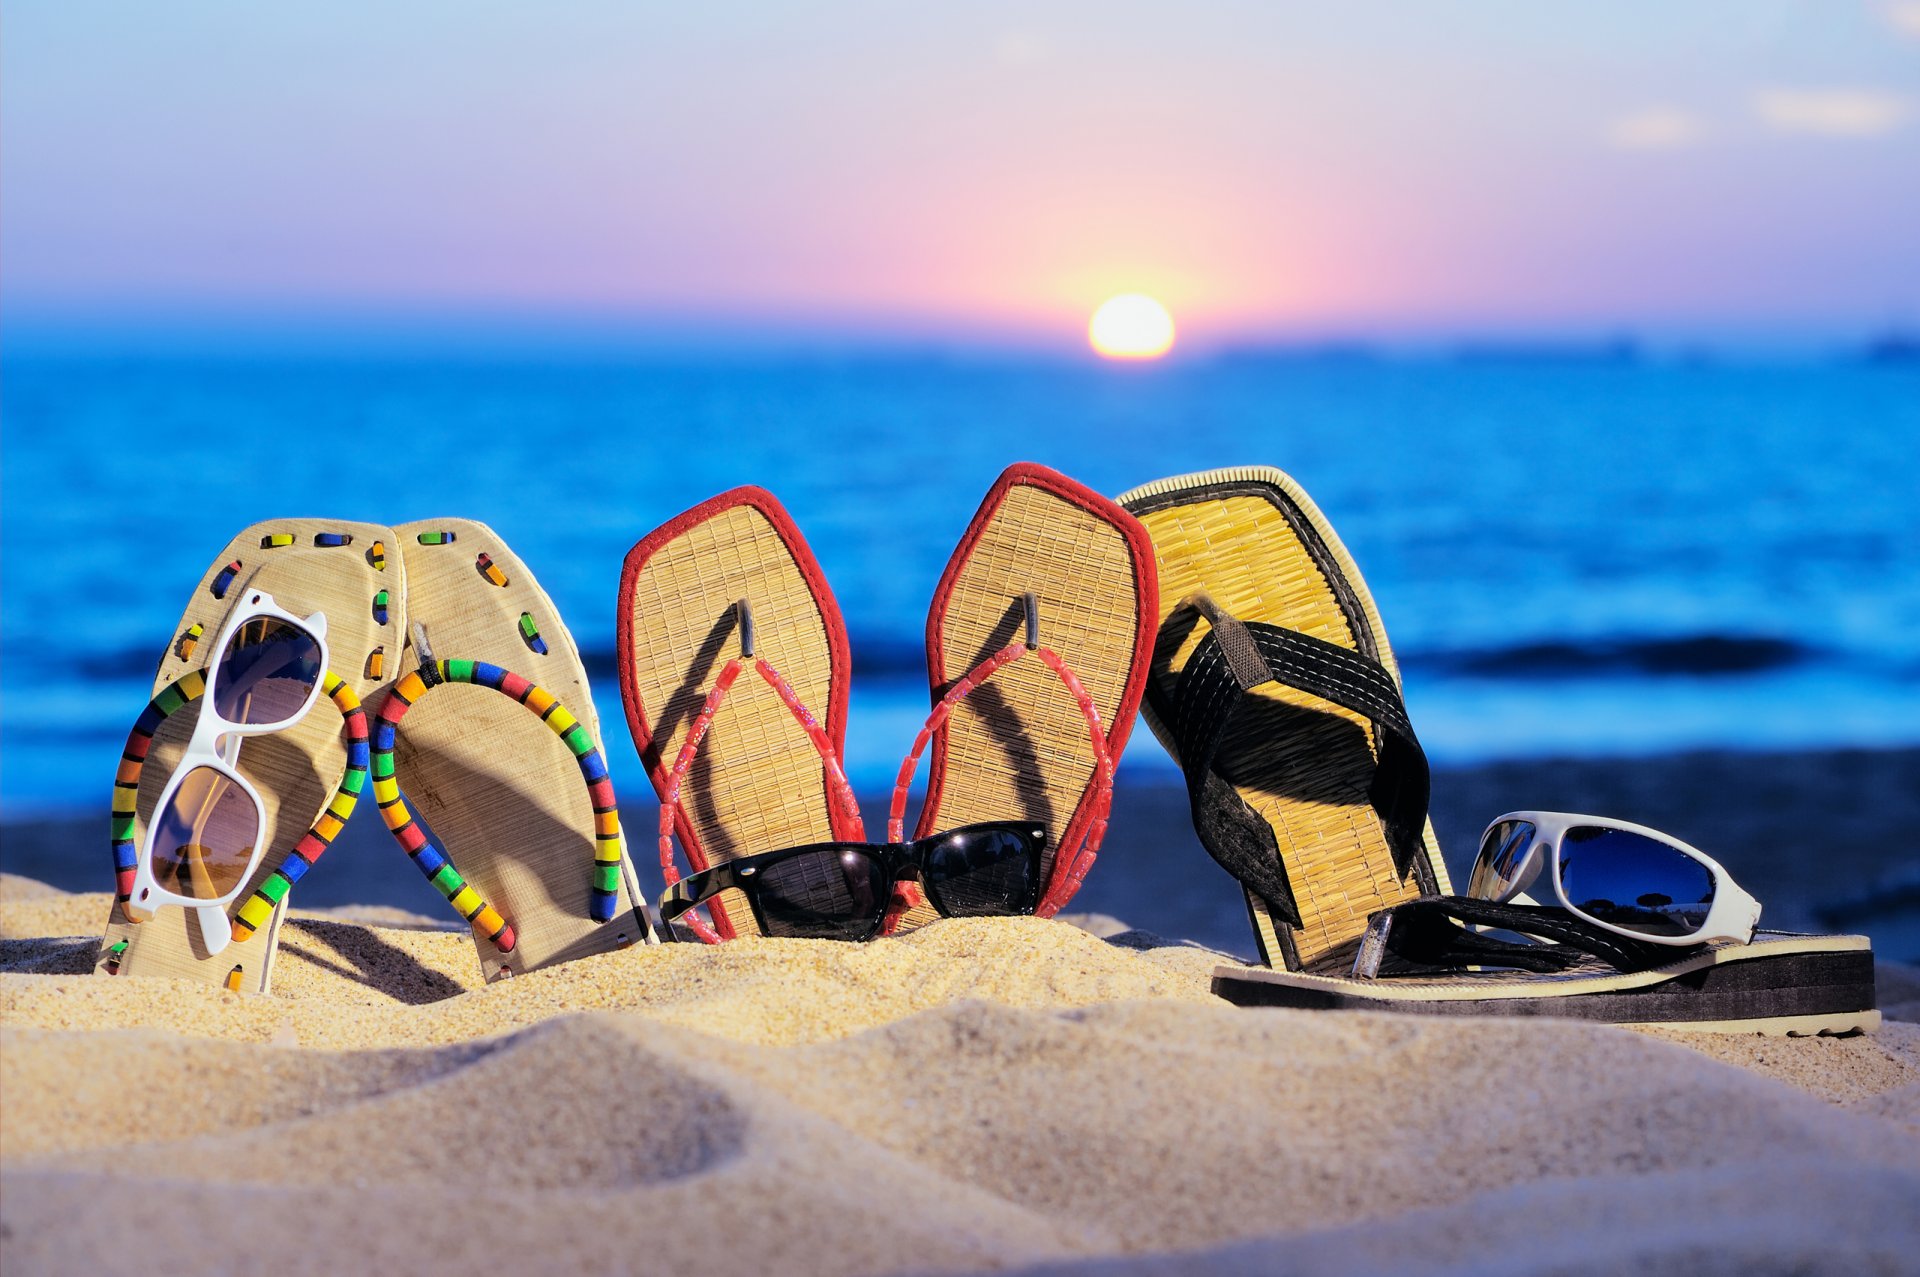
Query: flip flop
375 519 650 981
98 520 396 993
1116 465 1451 971
1215 895 1880 1036
618 488 861 941
902 463 1158 924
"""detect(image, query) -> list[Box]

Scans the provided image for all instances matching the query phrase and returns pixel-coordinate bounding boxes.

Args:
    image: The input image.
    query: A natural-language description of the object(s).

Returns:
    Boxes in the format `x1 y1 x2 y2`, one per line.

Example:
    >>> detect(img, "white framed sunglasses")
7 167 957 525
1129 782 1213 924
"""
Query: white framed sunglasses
1467 811 1762 946
124 589 329 954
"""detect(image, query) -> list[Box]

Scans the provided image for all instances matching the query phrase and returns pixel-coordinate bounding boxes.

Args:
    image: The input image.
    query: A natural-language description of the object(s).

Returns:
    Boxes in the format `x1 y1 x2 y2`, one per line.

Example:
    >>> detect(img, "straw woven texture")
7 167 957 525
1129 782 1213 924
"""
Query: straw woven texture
100 520 395 992
925 482 1145 907
392 520 642 980
1122 470 1448 972
624 502 844 938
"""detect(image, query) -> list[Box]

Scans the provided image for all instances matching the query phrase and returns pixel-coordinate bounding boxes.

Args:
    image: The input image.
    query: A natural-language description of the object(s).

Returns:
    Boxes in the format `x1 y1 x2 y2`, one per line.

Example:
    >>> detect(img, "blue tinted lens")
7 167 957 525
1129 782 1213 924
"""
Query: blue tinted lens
215 616 321 726
1558 826 1716 938
1469 820 1537 900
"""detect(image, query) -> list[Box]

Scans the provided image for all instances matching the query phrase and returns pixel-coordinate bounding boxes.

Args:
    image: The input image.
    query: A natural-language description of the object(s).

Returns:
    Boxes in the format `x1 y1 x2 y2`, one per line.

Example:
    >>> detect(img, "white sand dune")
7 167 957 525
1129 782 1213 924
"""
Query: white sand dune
2 873 1916 1275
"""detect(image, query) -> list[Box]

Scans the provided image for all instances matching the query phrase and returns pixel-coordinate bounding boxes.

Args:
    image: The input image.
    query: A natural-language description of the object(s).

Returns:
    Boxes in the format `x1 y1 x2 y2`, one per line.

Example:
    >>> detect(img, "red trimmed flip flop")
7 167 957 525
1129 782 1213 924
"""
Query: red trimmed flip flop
893 462 1159 924
618 487 862 941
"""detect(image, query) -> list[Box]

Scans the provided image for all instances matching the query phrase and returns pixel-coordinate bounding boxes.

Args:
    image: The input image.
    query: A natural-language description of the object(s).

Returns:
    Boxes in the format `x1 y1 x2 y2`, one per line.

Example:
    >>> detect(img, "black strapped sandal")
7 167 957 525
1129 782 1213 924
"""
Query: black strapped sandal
1118 465 1448 971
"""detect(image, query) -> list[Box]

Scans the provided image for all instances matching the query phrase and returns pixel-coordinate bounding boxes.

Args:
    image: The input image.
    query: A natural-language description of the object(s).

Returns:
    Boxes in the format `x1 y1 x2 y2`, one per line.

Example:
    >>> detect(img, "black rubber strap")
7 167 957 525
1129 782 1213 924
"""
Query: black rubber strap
1352 896 1694 978
1154 606 1432 929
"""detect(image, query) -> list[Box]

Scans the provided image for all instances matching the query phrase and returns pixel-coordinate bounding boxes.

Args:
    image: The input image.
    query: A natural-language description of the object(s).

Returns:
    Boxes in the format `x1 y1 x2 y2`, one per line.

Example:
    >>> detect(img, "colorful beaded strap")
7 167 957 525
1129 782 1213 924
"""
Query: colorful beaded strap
889 593 1115 919
232 678 369 940
110 670 369 938
372 659 625 955
656 602 864 944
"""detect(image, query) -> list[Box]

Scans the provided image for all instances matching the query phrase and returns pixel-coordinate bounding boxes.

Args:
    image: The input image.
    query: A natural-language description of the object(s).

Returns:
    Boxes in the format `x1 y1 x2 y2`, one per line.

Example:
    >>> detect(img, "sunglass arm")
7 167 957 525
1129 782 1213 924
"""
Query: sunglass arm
195 903 232 956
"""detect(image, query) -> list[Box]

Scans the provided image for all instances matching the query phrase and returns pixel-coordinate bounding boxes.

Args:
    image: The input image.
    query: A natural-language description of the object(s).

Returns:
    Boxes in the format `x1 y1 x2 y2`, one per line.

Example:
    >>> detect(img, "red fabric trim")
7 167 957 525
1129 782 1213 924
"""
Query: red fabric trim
616 485 856 889
916 463 1159 906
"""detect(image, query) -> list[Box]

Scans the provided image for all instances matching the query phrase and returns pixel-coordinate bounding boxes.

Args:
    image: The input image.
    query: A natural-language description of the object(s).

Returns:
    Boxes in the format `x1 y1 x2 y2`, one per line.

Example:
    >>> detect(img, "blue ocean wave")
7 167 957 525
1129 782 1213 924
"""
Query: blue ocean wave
5 352 1918 814
1408 634 1812 679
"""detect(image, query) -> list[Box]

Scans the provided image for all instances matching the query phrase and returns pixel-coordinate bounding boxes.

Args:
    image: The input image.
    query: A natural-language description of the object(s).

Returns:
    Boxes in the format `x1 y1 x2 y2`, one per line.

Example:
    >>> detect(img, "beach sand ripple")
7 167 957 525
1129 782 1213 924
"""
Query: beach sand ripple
2 875 1916 1275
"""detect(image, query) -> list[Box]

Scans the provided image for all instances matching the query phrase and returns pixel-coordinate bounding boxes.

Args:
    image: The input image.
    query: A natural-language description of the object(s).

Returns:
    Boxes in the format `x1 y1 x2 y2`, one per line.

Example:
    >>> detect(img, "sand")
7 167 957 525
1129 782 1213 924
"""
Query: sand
3 871 1917 1276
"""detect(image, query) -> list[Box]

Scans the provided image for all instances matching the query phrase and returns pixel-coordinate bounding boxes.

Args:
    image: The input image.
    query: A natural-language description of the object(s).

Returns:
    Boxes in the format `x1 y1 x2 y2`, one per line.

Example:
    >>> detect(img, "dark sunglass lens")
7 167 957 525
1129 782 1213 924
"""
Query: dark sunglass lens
1558 826 1716 938
750 848 890 941
215 616 322 727
920 828 1040 917
147 765 259 899
1468 820 1537 901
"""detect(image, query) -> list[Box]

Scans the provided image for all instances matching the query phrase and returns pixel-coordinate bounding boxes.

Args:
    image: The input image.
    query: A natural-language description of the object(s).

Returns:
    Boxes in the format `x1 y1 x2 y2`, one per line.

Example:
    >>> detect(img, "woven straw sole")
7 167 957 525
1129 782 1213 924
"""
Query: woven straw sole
619 489 855 939
391 519 646 979
98 520 397 993
919 464 1156 919
1212 932 1880 1035
1117 466 1450 972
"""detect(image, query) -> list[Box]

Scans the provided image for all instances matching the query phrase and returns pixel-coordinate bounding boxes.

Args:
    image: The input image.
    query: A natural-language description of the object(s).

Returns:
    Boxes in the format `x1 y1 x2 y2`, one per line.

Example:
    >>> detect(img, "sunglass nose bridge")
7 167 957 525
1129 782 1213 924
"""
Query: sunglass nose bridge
733 599 755 658
1516 837 1550 894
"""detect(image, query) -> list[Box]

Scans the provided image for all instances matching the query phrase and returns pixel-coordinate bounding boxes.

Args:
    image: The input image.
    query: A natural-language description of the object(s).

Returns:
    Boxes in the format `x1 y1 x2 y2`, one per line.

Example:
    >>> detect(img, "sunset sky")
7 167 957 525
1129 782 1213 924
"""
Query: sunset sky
4 2 1917 349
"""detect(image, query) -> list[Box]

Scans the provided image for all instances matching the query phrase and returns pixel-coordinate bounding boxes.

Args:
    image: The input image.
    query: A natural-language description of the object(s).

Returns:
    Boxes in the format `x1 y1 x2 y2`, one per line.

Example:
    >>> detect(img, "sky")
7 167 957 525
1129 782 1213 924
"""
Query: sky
3 1 1918 350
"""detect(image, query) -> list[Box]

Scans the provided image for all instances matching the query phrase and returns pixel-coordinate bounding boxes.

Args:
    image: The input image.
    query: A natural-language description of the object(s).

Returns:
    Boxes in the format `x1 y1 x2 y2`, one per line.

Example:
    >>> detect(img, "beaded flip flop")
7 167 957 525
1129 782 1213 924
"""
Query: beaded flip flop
1116 465 1451 972
618 487 861 941
97 521 397 993
901 463 1158 925
375 520 650 981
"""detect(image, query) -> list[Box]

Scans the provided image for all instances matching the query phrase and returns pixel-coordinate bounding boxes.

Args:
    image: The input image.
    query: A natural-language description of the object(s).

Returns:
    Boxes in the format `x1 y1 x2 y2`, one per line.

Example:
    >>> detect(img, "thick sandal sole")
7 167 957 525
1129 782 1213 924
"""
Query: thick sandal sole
1213 933 1880 1034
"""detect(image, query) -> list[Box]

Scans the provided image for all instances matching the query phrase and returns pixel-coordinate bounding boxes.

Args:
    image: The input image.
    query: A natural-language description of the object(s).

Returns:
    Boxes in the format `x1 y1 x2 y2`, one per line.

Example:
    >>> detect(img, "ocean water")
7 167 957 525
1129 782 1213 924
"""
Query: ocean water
3 351 1917 817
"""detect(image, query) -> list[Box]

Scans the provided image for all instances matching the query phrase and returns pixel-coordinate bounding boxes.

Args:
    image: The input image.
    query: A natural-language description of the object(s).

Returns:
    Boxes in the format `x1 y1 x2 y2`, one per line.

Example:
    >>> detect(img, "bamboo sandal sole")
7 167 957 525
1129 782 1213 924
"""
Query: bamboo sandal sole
619 488 858 940
1117 466 1450 972
383 519 647 981
99 520 397 993
916 463 1157 920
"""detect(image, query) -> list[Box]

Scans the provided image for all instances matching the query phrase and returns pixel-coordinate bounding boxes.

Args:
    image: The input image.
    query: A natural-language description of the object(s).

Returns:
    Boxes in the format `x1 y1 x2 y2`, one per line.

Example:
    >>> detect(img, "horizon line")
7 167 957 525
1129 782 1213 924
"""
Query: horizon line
3 302 1914 362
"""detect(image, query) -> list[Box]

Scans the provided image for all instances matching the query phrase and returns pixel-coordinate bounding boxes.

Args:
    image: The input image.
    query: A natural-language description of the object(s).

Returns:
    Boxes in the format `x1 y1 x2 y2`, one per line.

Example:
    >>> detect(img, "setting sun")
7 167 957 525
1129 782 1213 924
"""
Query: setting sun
1089 294 1176 360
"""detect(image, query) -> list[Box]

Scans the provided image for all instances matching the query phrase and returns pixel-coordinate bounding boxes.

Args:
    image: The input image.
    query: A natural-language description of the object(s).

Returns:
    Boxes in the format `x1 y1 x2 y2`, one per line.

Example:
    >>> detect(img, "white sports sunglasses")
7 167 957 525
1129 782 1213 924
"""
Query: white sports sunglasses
124 589 329 955
1468 811 1762 946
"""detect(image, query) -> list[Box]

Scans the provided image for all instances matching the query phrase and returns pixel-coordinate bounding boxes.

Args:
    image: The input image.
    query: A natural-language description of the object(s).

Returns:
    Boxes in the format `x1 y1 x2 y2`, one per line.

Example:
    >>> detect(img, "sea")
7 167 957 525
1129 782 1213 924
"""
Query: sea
3 348 1917 821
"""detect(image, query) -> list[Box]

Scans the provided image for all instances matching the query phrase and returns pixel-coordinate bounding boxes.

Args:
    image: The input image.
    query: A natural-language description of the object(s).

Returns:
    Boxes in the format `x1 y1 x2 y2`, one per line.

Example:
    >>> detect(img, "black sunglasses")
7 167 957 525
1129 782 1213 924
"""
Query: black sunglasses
657 821 1049 942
